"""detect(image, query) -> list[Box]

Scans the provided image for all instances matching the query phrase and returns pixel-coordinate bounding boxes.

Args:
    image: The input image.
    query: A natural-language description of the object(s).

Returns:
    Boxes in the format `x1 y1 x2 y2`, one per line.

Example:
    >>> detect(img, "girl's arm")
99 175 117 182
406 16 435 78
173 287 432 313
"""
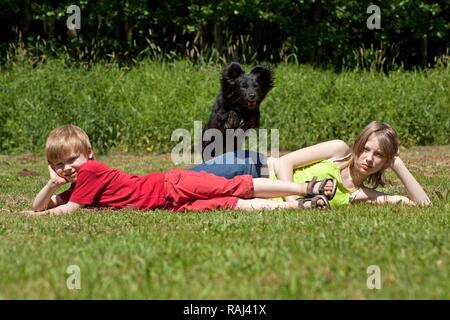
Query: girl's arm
352 156 431 206
390 156 431 205
276 140 350 202
352 187 415 205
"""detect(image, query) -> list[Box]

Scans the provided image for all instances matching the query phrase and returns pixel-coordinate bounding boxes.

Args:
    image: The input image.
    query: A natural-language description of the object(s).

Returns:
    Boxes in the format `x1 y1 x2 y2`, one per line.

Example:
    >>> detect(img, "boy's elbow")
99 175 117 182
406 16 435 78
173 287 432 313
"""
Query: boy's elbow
31 204 44 212
66 202 83 213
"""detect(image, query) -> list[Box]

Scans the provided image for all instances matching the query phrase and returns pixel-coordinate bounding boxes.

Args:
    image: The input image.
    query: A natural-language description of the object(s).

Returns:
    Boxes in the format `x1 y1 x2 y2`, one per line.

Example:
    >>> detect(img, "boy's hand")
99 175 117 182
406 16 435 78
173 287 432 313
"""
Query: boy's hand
19 210 48 216
48 165 68 186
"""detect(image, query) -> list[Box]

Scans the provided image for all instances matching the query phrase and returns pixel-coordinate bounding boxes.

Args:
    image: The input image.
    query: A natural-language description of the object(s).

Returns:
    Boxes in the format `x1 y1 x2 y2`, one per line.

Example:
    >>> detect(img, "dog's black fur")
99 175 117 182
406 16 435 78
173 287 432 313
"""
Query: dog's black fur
202 62 274 160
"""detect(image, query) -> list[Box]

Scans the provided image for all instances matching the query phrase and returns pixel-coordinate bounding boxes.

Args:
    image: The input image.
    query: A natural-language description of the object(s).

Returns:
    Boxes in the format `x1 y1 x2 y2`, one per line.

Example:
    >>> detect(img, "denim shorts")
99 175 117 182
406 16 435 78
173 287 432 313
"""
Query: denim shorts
189 151 267 179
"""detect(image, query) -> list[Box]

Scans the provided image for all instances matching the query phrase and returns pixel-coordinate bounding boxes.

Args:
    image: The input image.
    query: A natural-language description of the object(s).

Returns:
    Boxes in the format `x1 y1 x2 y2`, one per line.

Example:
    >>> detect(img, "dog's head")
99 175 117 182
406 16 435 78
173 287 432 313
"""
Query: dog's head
221 62 274 110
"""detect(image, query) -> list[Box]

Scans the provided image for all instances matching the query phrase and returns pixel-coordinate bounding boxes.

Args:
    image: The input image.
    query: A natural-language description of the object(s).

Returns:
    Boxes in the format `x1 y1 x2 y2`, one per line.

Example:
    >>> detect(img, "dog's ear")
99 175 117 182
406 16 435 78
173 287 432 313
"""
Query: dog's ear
222 62 245 81
250 65 274 93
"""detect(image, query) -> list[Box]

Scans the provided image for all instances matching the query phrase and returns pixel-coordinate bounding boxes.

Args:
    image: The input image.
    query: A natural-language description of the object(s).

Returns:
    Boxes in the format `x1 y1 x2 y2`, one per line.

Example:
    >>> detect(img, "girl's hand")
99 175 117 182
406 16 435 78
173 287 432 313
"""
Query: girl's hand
389 155 403 170
48 165 68 186
395 195 416 205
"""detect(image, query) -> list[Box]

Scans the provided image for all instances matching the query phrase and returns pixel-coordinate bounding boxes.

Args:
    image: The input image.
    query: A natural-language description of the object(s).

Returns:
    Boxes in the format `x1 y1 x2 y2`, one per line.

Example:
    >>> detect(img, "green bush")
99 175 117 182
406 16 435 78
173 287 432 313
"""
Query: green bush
0 60 448 155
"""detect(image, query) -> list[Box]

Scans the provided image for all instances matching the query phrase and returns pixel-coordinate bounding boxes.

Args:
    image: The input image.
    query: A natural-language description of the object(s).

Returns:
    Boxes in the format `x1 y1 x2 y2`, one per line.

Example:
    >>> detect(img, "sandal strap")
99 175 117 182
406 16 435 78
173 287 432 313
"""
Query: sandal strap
306 176 336 198
312 195 329 208
317 179 330 195
298 198 307 208
310 197 319 208
298 198 315 208
306 176 318 197
298 195 330 209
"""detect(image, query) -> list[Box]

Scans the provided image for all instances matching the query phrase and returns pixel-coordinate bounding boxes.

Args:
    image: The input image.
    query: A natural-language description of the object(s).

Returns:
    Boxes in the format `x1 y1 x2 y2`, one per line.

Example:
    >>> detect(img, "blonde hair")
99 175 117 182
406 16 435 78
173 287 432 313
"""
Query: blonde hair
349 121 399 188
45 124 92 164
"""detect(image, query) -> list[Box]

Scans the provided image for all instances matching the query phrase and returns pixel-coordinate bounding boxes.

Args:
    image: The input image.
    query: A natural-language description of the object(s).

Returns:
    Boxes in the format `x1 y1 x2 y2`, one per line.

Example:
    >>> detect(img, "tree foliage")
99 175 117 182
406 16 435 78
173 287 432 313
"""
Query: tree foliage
1 0 449 69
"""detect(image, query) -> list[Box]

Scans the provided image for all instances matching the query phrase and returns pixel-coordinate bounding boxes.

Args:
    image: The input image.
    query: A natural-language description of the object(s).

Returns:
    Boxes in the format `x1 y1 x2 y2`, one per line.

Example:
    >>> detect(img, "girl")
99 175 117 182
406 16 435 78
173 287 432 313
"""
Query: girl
191 121 431 208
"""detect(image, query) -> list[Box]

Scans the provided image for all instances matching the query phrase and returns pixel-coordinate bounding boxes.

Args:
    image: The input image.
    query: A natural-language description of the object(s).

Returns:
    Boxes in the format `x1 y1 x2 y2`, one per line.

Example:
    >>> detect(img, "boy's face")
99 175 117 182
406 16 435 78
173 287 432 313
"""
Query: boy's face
49 151 91 183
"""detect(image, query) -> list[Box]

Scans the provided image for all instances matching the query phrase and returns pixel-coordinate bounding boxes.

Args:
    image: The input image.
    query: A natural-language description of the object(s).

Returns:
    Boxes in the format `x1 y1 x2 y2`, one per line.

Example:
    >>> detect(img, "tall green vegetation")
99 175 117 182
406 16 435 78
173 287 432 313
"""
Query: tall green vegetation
0 60 448 154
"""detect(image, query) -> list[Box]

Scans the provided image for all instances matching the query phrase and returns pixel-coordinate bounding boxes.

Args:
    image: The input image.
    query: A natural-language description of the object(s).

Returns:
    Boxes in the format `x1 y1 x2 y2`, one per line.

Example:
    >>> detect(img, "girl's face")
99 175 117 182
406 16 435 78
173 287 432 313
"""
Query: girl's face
355 134 387 176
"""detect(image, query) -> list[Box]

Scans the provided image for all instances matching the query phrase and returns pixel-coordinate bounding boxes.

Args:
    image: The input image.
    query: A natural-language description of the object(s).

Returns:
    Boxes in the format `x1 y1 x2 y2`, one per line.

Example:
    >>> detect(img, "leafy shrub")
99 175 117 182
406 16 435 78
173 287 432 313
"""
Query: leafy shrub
0 60 448 155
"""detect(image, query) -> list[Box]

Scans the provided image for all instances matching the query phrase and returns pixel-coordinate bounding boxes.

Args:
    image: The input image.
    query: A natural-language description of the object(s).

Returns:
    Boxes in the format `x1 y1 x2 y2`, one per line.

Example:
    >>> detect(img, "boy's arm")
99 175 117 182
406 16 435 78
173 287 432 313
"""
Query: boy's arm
32 180 67 211
32 165 68 211
24 202 84 216
277 140 350 202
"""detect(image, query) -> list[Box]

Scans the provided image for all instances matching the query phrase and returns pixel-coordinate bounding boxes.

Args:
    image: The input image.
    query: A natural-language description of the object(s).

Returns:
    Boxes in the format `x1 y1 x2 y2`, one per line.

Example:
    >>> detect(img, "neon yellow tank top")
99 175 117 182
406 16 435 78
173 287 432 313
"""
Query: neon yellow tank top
271 160 354 208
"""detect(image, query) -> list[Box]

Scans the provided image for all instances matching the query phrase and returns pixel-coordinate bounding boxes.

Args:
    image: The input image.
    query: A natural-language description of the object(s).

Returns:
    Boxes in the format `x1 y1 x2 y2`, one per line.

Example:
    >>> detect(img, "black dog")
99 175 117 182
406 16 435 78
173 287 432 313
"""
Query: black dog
202 62 274 161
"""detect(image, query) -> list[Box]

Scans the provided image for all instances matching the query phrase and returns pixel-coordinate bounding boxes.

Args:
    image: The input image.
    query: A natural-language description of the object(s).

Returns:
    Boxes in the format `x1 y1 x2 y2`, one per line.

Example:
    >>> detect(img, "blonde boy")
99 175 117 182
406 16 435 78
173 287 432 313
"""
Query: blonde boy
26 125 337 215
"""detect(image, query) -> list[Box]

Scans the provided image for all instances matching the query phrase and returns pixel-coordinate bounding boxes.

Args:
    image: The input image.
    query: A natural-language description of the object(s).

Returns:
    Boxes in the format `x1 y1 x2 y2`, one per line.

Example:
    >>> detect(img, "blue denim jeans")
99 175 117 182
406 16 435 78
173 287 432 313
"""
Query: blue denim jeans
189 151 267 179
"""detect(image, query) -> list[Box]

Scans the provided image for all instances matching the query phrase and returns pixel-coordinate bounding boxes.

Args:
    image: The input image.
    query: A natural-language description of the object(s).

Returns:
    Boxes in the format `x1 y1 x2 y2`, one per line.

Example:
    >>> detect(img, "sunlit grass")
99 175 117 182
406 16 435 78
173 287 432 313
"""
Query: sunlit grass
0 146 448 299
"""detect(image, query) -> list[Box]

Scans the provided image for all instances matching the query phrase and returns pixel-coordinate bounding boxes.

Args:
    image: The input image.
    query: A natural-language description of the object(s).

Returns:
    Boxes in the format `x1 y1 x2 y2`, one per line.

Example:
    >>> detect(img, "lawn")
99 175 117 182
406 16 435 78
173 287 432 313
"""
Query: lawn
0 146 449 299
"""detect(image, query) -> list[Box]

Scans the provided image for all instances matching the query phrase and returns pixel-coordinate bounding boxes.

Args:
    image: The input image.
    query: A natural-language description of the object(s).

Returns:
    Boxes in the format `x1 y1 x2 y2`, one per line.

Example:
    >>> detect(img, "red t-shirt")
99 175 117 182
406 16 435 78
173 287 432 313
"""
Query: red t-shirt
58 160 166 210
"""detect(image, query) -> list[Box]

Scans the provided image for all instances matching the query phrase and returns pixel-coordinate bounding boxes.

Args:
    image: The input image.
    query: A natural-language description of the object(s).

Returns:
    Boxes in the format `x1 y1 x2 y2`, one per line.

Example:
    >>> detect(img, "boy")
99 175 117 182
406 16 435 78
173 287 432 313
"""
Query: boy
25 125 337 215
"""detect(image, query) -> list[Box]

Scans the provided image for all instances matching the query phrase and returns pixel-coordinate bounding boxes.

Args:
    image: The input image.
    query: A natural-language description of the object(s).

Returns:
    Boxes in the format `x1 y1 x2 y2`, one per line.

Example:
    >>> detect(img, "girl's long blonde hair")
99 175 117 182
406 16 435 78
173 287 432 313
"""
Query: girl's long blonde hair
349 121 399 188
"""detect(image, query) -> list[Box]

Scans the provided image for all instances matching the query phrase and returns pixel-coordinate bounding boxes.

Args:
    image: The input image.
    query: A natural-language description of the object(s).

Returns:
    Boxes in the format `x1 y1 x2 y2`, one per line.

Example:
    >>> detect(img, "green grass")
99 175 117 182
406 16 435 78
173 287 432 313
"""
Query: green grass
0 146 449 299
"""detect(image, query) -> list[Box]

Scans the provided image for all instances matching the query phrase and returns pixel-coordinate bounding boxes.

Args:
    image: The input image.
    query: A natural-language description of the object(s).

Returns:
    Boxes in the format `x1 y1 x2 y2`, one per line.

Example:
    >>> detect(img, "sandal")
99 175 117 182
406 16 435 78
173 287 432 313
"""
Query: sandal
305 176 337 200
298 195 330 209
